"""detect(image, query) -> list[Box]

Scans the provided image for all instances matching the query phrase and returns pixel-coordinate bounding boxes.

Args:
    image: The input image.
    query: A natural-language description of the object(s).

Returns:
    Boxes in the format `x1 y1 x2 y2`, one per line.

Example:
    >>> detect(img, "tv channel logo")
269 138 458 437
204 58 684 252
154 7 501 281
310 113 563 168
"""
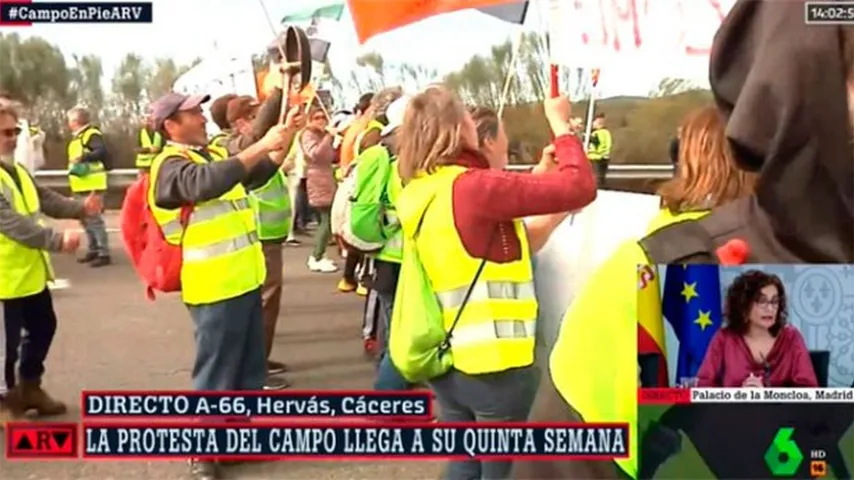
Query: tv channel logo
764 427 827 478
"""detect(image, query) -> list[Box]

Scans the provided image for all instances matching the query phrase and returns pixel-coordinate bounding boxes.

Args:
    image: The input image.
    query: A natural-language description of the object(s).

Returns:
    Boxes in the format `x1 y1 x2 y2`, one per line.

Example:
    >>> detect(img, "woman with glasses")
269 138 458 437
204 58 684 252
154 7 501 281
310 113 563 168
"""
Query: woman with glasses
695 270 818 388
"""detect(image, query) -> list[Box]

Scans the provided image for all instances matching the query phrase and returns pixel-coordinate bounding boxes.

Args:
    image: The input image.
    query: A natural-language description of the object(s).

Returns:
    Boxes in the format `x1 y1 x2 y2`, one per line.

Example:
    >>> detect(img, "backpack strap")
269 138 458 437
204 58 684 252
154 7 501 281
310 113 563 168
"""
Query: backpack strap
638 219 720 264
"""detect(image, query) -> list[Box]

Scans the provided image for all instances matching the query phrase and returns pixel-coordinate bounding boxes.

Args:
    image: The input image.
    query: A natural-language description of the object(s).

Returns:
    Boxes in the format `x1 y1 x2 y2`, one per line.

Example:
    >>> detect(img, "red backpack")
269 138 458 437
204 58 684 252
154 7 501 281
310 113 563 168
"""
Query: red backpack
120 174 190 300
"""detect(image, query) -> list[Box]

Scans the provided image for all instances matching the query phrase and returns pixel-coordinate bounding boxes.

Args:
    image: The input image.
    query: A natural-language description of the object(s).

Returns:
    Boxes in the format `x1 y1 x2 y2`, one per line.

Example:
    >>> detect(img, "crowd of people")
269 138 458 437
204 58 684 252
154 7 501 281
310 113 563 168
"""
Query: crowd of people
0 1 852 479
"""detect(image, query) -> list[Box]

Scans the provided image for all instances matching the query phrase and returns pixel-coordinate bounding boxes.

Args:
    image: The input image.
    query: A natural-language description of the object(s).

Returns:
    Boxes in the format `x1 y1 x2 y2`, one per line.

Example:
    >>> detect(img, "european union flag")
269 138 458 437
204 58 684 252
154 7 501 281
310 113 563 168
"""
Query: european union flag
662 265 723 381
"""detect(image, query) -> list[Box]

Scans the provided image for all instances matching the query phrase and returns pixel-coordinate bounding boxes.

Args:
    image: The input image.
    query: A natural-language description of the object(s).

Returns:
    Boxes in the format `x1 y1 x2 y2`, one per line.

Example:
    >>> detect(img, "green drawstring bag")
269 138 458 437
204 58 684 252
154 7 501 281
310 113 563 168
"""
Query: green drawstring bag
388 204 491 383
68 162 90 177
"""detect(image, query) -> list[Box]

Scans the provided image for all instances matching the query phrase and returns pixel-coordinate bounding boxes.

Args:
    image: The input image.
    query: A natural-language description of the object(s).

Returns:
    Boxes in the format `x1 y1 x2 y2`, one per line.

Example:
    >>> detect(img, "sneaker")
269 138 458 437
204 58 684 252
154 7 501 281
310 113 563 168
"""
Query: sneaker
90 256 111 268
285 237 301 246
307 256 338 273
267 360 288 375
263 376 291 390
337 279 357 293
356 284 368 296
77 252 97 264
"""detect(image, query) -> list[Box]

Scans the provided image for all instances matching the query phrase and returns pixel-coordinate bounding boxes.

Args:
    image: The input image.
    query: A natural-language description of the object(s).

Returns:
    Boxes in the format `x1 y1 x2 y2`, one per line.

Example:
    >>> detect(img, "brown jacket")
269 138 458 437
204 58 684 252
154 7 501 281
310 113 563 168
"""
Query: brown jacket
300 128 337 208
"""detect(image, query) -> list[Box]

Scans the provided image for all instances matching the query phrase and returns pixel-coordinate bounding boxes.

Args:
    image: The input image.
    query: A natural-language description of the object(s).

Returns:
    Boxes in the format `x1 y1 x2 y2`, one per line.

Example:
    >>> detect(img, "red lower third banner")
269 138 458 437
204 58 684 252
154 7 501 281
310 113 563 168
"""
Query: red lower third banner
637 388 692 405
5 422 79 459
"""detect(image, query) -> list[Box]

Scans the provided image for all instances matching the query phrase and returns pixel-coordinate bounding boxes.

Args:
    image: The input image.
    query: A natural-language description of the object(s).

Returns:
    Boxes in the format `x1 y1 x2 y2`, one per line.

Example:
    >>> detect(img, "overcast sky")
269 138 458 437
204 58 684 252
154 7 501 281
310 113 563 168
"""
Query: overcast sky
13 0 710 104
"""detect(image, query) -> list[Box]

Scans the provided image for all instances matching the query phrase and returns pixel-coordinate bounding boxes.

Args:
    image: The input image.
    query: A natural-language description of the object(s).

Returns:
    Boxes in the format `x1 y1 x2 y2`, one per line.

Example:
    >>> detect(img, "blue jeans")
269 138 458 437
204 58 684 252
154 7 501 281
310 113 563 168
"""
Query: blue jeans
186 289 267 391
76 192 109 257
373 290 409 391
429 366 539 480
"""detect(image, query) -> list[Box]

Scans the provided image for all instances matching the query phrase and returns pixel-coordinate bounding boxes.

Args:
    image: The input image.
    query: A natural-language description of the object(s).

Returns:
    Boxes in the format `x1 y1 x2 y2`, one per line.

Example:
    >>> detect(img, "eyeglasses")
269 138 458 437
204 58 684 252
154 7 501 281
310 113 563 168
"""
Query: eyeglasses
0 127 21 138
755 298 780 308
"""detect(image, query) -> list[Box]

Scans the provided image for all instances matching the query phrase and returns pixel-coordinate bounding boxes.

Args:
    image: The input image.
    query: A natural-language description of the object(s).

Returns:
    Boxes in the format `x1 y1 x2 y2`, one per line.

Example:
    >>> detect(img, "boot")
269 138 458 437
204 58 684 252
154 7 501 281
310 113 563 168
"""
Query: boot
0 392 29 429
18 379 67 416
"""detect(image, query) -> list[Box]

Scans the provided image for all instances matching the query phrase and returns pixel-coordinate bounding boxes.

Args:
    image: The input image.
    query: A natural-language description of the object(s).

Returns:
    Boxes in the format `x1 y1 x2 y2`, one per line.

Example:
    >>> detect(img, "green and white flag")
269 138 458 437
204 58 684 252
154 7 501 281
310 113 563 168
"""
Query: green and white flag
279 1 345 63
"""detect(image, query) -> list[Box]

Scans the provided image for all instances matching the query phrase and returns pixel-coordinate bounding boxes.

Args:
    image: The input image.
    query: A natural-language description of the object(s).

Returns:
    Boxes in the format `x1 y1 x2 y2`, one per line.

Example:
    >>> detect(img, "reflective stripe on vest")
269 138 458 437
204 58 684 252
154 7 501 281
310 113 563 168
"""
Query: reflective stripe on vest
249 170 291 241
147 144 265 305
0 162 54 299
435 280 536 311
401 165 537 375
136 129 162 168
67 126 107 192
209 133 228 150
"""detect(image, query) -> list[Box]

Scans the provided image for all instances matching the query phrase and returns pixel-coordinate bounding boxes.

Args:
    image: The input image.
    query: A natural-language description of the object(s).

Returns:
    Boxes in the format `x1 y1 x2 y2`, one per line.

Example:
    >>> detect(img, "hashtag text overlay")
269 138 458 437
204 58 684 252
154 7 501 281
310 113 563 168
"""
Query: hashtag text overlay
0 2 153 24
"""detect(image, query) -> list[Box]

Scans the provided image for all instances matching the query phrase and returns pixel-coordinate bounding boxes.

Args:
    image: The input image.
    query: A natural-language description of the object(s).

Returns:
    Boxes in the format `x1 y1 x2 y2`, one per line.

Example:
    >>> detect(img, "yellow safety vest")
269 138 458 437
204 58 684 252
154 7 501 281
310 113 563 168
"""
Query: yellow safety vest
249 169 291 241
0 162 55 299
587 128 613 161
404 165 537 375
209 132 229 151
148 144 265 305
353 120 383 157
375 160 403 264
67 126 107 192
135 128 163 168
548 208 709 478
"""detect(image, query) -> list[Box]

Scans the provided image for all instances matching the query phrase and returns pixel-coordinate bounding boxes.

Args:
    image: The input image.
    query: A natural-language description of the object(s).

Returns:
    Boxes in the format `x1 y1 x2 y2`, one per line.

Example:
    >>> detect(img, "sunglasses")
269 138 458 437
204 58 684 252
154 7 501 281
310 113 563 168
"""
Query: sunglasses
0 127 21 138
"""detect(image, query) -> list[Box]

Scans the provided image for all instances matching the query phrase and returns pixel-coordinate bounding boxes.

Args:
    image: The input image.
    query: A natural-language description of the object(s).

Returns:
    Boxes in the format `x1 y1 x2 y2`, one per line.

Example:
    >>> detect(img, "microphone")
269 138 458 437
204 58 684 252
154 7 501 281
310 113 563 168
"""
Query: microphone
716 238 750 265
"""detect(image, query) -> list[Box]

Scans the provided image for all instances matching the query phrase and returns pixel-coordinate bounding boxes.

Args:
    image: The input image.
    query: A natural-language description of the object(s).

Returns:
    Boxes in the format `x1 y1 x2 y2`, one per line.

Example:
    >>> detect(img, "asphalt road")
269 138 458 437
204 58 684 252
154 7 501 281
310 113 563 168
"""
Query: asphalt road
0 214 443 479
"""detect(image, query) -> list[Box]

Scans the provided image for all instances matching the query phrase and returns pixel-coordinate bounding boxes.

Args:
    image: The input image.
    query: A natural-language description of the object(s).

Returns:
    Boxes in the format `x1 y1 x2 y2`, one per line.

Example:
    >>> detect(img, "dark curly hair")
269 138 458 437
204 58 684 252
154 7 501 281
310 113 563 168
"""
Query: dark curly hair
724 270 788 336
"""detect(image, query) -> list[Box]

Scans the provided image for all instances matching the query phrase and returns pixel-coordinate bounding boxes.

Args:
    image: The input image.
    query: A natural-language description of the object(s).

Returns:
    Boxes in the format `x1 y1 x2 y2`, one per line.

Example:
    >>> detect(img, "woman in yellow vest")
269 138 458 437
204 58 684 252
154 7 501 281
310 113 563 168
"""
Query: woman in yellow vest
394 86 597 480
514 106 757 480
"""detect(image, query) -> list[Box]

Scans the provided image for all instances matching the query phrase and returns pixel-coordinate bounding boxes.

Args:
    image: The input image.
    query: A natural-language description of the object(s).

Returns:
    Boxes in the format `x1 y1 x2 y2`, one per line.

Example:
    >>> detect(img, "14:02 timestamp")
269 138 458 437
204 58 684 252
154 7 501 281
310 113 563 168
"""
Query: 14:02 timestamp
806 1 854 24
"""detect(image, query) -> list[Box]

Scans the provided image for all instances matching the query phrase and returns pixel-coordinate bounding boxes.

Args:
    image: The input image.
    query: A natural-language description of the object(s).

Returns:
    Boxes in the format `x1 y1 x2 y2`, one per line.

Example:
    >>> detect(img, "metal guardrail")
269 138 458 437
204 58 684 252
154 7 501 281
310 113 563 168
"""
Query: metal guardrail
33 164 675 189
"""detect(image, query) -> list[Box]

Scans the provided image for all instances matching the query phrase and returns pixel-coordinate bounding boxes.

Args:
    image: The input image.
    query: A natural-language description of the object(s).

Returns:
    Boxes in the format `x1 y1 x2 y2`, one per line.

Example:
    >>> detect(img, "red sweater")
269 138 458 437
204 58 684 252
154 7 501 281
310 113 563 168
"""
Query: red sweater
450 134 596 263
696 326 819 388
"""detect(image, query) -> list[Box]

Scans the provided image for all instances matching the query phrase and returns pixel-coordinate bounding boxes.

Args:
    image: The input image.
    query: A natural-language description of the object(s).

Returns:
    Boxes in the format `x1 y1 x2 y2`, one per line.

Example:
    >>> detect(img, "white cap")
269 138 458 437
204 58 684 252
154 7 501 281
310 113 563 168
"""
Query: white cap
380 95 412 137
331 111 355 132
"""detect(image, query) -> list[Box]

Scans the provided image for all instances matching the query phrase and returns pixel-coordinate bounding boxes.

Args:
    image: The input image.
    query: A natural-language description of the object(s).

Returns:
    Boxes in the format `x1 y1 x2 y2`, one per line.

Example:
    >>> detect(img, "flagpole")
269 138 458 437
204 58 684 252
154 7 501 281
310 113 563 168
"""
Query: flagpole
583 70 598 151
497 29 525 118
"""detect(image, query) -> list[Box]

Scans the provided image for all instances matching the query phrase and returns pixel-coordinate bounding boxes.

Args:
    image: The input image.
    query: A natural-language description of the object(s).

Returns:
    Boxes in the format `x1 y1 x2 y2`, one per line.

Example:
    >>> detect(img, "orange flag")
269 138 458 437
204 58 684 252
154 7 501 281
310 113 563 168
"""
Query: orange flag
347 0 519 44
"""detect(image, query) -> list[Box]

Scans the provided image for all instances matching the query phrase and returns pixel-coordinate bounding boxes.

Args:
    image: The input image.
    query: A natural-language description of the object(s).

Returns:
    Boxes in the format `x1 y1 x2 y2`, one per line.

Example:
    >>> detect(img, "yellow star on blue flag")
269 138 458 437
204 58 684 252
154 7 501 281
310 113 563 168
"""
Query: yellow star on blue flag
662 265 723 379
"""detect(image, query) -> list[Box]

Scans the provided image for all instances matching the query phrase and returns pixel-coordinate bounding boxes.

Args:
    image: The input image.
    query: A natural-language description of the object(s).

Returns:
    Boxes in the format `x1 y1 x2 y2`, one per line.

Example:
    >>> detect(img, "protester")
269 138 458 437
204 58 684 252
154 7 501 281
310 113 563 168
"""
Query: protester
368 95 411 391
586 112 612 186
393 86 596 480
224 91 299 390
696 270 818 388
208 94 236 149
301 103 338 273
0 93 45 174
147 91 298 480
134 107 164 172
66 106 111 267
338 92 374 173
0 98 102 426
516 2 853 478
668 126 681 167
339 87 403 296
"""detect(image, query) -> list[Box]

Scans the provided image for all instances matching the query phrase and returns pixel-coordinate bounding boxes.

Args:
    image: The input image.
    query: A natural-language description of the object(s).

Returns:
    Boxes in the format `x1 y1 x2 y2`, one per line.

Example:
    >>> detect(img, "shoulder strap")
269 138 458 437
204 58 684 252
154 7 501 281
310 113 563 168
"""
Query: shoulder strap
439 227 500 353
0 162 23 193
638 219 719 264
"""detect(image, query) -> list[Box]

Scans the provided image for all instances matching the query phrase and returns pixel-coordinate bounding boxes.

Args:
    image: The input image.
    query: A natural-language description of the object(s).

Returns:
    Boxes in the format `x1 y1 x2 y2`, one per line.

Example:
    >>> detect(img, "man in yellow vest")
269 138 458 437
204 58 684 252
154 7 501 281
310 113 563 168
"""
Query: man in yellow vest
223 92 298 391
208 94 237 150
0 99 102 427
66 106 111 267
134 108 164 172
148 92 297 480
587 112 612 186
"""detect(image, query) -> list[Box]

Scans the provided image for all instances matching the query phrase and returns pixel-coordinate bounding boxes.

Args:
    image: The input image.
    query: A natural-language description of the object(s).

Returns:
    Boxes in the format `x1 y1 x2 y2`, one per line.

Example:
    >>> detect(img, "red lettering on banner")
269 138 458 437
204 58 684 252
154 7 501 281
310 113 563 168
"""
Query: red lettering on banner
683 0 729 55
554 0 733 60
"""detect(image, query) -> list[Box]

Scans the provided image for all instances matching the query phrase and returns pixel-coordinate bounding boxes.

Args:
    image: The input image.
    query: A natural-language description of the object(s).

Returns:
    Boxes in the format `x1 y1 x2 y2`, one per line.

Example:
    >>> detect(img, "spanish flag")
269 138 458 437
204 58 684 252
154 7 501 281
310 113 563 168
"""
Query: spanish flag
637 264 669 386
